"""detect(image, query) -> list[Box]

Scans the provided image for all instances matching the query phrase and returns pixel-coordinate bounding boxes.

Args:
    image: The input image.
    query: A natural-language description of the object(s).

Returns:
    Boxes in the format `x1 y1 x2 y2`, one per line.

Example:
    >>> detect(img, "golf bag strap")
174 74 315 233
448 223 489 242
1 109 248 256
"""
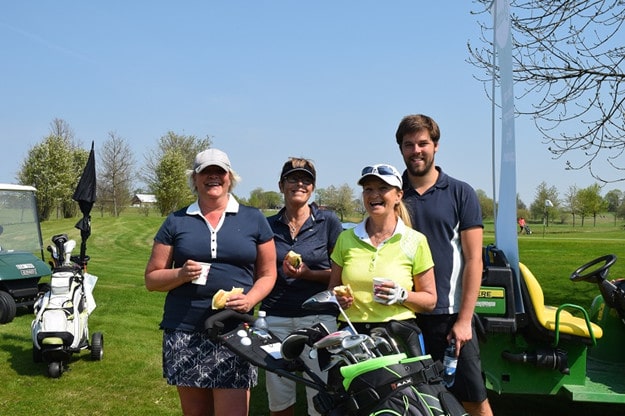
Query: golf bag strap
346 360 444 414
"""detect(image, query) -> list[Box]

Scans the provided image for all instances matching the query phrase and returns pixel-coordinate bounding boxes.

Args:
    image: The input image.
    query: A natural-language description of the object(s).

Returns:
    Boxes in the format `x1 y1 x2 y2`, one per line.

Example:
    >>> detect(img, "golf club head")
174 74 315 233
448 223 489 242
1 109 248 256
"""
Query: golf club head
370 333 395 356
302 290 339 311
63 240 76 264
341 334 368 350
322 354 352 371
52 234 69 263
281 333 309 361
313 330 352 349
370 326 401 354
303 290 359 335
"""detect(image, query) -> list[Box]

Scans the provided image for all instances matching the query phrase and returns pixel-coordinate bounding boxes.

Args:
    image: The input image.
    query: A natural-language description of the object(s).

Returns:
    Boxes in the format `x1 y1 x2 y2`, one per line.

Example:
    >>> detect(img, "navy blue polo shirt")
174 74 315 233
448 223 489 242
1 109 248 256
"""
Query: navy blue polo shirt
155 198 274 331
402 167 483 314
262 204 343 317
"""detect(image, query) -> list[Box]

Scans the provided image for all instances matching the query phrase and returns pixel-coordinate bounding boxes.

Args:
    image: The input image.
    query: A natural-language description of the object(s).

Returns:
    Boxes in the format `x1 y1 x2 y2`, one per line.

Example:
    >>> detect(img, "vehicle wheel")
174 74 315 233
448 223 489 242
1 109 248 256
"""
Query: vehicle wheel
0 290 17 324
33 343 43 363
47 362 62 378
90 332 103 361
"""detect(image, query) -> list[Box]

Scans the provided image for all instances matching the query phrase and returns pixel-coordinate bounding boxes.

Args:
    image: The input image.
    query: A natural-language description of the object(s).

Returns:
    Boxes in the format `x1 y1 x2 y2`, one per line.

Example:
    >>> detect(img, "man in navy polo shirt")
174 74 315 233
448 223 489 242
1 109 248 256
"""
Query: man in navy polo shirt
395 114 493 416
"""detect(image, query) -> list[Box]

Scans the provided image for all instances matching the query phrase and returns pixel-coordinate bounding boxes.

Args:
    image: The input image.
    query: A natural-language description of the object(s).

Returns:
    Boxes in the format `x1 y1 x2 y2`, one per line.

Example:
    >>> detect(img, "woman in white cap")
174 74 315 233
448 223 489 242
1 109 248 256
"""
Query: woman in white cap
145 148 276 416
329 163 436 336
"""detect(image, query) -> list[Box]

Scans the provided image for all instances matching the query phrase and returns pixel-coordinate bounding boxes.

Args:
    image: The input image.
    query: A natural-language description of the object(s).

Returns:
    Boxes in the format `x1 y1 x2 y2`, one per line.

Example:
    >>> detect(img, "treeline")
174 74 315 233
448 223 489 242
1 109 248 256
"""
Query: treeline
16 119 625 226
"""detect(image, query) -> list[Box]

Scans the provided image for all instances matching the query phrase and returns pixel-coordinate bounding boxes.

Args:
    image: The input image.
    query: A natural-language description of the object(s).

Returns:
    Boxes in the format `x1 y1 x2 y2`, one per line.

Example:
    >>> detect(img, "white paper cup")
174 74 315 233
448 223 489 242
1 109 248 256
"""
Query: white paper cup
192 262 211 285
373 277 393 303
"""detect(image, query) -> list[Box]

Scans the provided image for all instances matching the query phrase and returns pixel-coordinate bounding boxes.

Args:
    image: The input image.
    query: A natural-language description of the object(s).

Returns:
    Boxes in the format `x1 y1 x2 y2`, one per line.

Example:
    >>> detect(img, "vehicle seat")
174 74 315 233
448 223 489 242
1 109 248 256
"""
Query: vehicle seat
519 262 603 341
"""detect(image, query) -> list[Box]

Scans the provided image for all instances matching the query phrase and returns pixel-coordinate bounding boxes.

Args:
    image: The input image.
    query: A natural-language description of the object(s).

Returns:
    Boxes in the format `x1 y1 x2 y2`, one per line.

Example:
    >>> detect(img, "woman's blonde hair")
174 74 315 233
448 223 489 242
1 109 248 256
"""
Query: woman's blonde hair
396 200 412 229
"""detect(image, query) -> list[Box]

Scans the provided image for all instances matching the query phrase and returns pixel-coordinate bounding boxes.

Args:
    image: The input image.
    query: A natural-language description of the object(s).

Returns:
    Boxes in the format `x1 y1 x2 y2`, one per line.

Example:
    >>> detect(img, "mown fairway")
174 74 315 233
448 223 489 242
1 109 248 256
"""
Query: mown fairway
1 211 624 415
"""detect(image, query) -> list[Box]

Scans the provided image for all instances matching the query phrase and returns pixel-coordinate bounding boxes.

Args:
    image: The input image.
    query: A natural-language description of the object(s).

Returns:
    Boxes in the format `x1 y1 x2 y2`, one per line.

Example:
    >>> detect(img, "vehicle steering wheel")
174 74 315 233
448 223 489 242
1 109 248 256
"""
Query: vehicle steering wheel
570 254 617 283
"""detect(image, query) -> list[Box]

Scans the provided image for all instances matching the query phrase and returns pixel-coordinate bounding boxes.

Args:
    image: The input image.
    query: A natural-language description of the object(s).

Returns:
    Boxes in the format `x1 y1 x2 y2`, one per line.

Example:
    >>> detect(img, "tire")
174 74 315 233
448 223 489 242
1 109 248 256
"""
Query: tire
47 362 62 378
0 290 17 324
90 332 103 361
33 343 43 363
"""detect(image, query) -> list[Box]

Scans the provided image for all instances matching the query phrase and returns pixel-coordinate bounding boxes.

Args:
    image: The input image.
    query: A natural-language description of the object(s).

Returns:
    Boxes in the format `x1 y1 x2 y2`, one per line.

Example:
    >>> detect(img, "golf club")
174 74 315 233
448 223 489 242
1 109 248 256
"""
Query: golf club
302 290 358 334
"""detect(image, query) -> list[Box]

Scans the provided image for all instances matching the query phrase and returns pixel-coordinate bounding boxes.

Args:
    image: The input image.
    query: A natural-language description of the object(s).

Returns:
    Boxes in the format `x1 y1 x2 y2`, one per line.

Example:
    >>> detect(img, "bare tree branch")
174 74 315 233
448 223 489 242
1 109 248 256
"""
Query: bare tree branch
469 0 625 184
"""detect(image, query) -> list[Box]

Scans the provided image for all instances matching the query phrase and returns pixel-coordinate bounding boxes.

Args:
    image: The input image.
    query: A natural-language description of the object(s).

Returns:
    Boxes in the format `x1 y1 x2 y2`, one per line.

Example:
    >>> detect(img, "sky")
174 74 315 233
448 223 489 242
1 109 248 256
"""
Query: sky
0 1 618 207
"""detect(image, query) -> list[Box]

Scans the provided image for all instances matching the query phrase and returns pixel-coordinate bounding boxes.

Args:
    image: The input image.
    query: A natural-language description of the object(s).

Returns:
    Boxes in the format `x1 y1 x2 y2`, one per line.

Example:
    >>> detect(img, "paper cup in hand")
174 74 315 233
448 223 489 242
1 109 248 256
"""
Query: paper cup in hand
192 263 211 285
373 277 393 303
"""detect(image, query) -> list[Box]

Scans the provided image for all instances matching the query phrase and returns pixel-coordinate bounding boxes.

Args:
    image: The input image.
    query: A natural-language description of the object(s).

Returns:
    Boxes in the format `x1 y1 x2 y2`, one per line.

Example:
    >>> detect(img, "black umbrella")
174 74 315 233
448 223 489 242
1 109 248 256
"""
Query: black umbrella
72 141 97 267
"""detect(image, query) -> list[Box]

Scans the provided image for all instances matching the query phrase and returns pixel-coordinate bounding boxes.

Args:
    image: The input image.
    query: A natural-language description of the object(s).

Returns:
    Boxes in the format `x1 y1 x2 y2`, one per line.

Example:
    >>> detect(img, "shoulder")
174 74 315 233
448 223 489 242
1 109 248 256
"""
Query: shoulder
439 168 477 194
237 203 266 217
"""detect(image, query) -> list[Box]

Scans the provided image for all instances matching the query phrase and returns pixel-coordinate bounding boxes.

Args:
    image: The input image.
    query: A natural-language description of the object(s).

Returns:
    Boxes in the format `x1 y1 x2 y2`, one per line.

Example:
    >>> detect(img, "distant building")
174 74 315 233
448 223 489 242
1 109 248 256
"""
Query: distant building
131 193 157 207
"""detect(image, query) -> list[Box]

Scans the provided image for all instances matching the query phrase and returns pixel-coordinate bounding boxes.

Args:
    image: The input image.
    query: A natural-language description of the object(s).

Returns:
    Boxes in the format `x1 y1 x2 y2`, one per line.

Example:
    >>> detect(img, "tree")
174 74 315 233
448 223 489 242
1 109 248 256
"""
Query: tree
18 119 86 220
476 189 495 219
142 131 211 193
98 132 135 217
470 1 625 184
516 193 529 222
153 150 194 216
248 188 282 210
563 185 580 227
316 184 355 221
529 182 559 225
604 189 622 225
576 183 605 226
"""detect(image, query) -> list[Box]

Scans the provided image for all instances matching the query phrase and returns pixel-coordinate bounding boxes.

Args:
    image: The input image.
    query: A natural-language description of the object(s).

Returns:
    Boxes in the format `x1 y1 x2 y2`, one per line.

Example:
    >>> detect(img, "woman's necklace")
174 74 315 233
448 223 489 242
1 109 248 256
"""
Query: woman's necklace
285 210 307 238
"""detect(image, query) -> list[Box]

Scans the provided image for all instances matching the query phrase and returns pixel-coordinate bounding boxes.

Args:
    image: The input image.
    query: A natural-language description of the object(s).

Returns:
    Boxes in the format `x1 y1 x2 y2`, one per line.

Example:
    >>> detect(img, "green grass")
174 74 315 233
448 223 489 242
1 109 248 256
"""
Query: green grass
1 209 625 415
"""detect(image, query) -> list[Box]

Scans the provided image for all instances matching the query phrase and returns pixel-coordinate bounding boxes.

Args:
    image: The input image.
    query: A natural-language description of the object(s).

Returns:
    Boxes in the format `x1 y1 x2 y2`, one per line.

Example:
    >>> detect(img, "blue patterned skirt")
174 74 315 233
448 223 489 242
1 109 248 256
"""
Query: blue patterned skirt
162 329 257 388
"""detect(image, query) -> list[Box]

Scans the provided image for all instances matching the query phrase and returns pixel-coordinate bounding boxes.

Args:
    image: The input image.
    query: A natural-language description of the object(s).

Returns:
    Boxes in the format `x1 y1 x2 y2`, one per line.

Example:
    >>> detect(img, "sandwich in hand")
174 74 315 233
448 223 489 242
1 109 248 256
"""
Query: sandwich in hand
285 250 302 268
333 284 353 297
211 287 244 310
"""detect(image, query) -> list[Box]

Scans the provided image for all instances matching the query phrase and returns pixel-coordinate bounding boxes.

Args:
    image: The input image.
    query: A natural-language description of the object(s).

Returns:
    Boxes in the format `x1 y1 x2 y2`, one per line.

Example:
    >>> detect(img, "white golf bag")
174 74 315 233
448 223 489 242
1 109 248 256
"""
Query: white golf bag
31 234 103 378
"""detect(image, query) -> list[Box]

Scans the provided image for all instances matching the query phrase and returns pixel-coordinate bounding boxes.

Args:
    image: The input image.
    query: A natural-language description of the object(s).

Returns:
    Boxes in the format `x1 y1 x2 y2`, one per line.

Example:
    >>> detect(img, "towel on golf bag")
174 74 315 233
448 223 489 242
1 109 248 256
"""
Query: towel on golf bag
339 354 467 416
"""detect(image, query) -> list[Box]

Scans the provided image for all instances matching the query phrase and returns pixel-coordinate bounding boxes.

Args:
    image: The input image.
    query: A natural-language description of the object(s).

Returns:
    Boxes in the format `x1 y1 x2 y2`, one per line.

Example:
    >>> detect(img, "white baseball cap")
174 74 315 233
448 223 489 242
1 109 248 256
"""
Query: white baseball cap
193 148 232 173
357 164 403 188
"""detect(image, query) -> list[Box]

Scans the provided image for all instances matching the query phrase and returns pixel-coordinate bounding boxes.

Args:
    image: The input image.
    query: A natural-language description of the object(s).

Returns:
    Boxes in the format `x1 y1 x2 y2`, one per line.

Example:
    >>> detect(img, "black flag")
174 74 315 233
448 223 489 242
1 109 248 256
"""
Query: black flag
72 141 97 265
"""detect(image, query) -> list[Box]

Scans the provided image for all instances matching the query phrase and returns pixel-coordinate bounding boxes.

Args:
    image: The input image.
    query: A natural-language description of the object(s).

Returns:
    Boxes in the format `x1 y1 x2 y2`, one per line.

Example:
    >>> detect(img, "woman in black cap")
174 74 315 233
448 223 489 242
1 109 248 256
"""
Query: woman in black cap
261 157 343 416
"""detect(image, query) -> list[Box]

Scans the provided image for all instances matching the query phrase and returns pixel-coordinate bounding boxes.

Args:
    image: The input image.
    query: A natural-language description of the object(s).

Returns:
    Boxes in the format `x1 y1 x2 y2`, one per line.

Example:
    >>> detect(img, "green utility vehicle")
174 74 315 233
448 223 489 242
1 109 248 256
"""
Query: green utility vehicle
0 184 51 324
477 245 625 405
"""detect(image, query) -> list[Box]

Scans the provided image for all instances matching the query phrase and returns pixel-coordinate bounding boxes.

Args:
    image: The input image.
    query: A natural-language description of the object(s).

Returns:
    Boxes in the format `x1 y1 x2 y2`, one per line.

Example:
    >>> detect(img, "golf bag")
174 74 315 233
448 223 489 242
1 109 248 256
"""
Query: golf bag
31 234 103 378
323 319 467 416
338 353 466 416
206 308 467 416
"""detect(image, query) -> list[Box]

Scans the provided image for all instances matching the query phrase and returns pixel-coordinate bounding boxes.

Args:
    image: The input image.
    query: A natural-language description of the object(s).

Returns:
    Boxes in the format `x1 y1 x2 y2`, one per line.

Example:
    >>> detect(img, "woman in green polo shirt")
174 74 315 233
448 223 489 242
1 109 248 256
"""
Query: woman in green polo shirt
329 163 437 334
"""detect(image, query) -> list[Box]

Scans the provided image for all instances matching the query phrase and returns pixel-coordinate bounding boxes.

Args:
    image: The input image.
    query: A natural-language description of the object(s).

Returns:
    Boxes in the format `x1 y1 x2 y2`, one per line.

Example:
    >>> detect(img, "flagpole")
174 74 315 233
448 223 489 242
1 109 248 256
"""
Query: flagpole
491 0 498 228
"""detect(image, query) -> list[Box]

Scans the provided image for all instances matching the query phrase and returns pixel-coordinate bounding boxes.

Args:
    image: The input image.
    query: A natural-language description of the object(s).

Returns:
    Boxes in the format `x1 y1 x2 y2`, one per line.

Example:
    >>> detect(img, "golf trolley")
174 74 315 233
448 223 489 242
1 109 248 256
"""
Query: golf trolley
206 290 467 416
31 233 103 378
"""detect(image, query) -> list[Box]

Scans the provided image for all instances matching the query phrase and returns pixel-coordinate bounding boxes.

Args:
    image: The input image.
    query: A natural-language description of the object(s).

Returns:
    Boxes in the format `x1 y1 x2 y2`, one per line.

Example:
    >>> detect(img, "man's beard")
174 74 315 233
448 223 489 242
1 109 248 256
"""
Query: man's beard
405 157 432 177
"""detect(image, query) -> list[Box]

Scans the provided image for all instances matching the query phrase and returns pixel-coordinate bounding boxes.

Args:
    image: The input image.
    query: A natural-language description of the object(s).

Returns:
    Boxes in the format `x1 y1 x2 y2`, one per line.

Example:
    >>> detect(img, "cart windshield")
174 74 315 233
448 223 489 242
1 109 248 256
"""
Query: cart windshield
0 185 44 257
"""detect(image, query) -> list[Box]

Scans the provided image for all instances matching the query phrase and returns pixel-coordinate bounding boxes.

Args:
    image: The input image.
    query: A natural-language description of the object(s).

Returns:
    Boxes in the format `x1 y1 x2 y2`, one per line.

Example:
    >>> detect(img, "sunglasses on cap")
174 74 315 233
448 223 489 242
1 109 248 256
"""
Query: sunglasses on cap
361 164 400 178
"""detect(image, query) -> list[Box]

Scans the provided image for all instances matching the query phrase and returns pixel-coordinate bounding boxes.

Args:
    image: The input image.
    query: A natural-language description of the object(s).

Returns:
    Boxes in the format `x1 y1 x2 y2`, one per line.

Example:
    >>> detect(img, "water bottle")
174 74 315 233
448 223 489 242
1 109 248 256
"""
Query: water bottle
443 339 458 388
254 310 268 330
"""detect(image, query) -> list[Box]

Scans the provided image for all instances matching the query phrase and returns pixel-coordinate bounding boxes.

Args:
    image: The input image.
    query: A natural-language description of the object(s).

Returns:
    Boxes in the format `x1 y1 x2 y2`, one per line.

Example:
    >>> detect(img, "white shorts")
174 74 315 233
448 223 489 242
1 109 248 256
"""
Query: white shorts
264 314 338 415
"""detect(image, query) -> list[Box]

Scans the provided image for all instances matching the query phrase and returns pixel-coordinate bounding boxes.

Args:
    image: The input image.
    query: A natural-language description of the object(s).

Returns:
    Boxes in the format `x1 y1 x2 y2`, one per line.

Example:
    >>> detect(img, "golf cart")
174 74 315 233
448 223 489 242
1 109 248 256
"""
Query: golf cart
0 184 51 324
476 245 625 404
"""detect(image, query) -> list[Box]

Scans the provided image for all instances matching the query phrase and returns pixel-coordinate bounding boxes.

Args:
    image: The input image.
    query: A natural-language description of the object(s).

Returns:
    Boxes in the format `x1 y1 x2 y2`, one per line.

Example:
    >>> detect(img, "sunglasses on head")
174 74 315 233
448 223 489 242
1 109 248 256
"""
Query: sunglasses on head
361 164 399 178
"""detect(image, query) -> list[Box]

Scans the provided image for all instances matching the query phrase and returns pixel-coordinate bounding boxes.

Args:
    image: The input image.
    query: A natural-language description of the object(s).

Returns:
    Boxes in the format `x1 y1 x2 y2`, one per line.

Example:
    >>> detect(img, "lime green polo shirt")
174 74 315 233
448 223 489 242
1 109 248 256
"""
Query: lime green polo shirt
331 218 434 323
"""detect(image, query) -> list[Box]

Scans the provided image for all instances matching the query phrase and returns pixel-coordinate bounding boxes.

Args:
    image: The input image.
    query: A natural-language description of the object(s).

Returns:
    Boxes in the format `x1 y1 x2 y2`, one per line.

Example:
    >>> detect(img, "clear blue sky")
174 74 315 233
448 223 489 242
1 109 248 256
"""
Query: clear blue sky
0 1 615 206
